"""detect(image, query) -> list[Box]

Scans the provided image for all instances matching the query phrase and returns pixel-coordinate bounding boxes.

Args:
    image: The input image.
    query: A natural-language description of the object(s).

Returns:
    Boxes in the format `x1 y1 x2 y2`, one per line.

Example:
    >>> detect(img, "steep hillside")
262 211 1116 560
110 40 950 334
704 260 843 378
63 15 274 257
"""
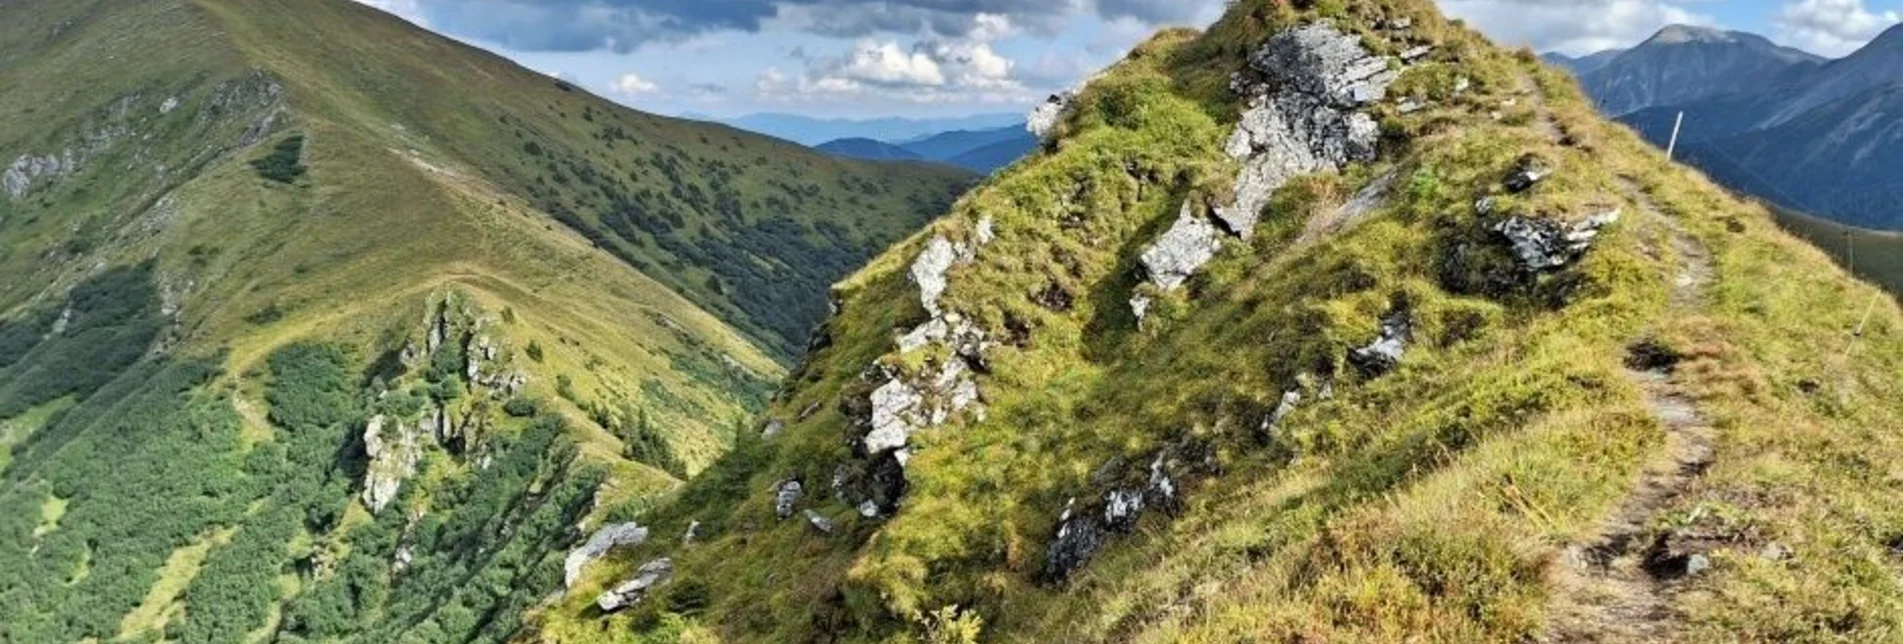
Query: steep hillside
1578 25 1821 116
0 0 964 642
533 1 1903 642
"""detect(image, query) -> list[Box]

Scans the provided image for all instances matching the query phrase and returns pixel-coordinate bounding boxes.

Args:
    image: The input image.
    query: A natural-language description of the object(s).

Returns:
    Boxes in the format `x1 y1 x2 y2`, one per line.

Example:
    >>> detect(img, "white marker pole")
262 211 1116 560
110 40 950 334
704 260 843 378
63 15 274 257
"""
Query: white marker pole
1666 111 1684 160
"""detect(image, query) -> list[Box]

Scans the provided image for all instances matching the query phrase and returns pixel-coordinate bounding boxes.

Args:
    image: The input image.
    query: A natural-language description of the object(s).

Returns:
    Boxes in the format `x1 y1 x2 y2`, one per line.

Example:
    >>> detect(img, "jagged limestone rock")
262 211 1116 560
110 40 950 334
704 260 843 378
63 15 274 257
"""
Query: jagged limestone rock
1145 454 1180 514
595 558 674 613
1213 23 1398 237
1494 209 1622 272
863 378 923 455
1139 203 1224 291
1137 22 1403 296
564 522 650 589
361 415 421 514
773 480 804 519
910 236 962 317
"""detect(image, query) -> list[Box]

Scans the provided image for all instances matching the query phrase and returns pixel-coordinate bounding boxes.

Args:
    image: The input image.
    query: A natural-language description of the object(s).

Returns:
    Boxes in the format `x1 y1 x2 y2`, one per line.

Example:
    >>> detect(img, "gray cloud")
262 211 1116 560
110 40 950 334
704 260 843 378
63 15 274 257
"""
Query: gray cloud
402 0 1217 52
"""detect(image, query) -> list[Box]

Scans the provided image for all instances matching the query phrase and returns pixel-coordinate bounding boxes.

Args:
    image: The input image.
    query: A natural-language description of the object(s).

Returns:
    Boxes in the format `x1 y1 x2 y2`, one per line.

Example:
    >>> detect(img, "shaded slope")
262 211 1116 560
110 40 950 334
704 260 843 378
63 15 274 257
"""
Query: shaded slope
534 1 1903 643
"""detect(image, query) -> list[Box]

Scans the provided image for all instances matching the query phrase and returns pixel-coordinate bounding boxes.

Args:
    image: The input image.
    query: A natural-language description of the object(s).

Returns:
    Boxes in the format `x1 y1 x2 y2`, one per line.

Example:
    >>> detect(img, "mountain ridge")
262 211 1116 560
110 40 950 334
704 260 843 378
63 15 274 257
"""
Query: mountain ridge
0 0 967 641
532 2 1903 642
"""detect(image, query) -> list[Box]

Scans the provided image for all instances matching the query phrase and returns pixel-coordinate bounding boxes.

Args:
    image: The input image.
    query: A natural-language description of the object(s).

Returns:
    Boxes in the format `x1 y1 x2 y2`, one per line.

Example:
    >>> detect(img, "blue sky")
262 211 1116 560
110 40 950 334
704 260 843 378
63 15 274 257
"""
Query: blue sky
352 0 1902 119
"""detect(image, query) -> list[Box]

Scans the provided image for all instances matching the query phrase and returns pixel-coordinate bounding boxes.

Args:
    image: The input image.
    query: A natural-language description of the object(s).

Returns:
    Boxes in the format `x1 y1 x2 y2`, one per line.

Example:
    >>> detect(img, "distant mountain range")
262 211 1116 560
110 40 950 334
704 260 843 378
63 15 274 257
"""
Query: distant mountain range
1555 24 1903 230
688 112 1025 147
815 125 1038 174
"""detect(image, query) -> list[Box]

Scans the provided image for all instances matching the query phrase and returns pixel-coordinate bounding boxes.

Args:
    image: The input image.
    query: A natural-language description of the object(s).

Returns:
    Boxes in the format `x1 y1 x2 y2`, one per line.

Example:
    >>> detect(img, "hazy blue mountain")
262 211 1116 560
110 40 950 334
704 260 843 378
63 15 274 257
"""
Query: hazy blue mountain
699 112 1025 146
815 138 925 162
942 135 1038 173
1592 24 1903 230
1579 25 1823 116
897 125 1037 172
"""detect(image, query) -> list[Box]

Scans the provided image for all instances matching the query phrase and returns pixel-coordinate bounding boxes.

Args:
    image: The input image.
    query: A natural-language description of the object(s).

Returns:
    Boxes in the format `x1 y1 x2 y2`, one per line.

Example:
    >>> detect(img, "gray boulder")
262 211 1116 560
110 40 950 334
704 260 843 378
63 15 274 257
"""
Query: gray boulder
595 558 674 613
564 522 650 589
773 480 804 519
804 509 835 534
1349 306 1413 378
1139 202 1223 291
1494 209 1621 272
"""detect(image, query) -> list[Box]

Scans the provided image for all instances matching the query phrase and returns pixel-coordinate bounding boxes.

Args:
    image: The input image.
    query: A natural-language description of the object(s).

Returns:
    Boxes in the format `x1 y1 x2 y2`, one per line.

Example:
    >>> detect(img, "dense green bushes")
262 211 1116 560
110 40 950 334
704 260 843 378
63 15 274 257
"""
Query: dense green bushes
251 134 307 184
0 265 164 419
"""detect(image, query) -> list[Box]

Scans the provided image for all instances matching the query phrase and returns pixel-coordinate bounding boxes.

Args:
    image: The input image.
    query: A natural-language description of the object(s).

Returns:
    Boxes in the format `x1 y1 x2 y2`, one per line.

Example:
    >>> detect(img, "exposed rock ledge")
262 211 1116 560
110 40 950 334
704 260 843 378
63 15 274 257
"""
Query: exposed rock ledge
564 522 649 589
1139 22 1412 304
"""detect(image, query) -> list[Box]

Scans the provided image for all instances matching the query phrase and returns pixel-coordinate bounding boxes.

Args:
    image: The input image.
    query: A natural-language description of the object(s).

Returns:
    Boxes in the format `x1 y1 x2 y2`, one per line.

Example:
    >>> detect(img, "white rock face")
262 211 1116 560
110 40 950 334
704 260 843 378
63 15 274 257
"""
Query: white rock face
911 236 961 316
1028 91 1078 142
1139 203 1224 291
564 522 650 589
362 415 421 514
159 97 180 114
595 558 674 613
863 379 924 455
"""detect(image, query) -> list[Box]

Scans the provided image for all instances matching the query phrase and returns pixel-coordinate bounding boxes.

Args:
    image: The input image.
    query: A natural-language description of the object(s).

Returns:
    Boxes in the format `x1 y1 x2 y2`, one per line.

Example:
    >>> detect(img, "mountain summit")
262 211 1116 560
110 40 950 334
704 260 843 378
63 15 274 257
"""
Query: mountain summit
1580 24 1824 115
532 1 1903 642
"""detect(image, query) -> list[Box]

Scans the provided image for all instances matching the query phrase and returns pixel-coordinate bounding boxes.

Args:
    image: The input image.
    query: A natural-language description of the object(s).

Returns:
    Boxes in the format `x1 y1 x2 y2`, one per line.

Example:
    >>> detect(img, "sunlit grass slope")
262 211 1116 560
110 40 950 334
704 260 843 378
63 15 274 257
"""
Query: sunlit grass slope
532 1 1903 642
0 0 967 641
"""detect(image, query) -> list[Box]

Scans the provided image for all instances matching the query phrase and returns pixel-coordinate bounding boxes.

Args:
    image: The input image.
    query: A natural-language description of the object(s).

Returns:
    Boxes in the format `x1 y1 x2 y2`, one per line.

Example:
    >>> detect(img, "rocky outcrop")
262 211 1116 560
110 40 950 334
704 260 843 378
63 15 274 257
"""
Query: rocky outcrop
836 225 997 518
1216 23 1397 236
1138 22 1408 299
1349 303 1413 378
1138 203 1224 291
1494 209 1622 273
773 480 804 519
1029 89 1079 143
362 415 422 513
1044 452 1184 581
595 558 674 613
5 155 71 200
564 523 650 589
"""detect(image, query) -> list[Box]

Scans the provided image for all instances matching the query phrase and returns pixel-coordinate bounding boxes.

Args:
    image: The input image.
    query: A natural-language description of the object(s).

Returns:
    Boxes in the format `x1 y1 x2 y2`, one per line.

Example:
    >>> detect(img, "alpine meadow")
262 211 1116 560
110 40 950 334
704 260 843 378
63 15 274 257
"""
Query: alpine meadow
2 0 1901 644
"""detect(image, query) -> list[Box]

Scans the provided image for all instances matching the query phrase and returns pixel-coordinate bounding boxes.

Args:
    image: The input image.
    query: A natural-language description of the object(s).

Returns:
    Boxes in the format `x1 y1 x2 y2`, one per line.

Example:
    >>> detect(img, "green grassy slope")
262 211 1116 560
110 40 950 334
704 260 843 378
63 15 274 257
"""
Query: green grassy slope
0 0 967 641
533 2 1903 642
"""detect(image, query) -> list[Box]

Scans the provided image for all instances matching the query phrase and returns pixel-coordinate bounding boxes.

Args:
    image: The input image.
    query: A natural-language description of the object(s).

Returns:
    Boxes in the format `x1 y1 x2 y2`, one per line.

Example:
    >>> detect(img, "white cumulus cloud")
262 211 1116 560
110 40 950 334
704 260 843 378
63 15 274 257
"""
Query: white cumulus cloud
1772 0 1900 56
1435 0 1715 55
614 72 660 95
